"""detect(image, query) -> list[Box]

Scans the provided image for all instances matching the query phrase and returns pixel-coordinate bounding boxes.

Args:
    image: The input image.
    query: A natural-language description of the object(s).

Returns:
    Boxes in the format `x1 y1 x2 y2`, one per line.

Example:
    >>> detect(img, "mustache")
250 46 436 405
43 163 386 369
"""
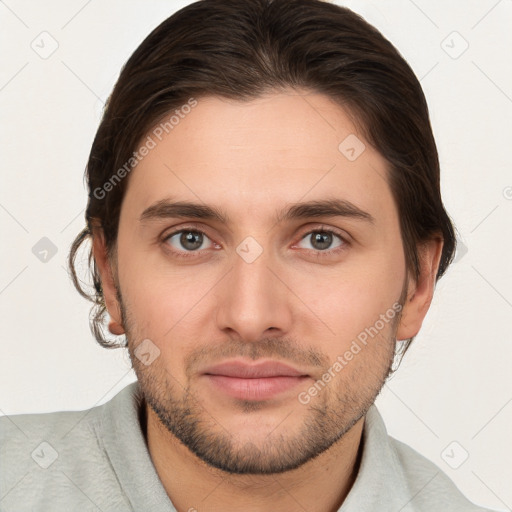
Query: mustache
183 336 330 375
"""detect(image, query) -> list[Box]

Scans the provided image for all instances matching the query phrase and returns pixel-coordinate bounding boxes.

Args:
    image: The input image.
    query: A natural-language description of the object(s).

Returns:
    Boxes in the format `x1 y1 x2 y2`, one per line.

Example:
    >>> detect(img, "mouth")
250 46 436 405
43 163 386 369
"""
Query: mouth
201 359 311 401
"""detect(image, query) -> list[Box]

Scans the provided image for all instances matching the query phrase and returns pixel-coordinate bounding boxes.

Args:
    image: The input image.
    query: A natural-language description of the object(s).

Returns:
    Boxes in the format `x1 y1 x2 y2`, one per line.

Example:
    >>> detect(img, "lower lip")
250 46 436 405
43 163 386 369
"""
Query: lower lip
204 375 309 401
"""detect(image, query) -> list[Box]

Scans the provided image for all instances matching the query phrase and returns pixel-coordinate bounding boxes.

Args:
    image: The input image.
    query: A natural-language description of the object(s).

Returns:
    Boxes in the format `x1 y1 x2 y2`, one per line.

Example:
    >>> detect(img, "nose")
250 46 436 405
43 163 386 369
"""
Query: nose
215 244 293 343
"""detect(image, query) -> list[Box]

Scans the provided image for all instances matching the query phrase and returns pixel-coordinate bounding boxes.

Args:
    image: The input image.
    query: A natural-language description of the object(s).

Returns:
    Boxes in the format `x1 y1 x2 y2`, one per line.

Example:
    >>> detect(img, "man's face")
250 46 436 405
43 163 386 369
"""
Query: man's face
113 90 408 474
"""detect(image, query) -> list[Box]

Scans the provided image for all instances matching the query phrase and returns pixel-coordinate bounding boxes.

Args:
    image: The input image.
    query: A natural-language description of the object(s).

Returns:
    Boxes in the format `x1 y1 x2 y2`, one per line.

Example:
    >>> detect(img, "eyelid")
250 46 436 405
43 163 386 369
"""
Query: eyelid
161 223 216 242
295 223 351 243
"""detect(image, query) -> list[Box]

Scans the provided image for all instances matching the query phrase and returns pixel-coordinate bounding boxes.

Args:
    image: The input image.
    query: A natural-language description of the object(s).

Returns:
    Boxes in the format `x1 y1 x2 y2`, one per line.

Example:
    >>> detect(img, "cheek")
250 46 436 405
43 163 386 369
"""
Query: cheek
117 248 217 367
122 275 205 342
291 248 405 351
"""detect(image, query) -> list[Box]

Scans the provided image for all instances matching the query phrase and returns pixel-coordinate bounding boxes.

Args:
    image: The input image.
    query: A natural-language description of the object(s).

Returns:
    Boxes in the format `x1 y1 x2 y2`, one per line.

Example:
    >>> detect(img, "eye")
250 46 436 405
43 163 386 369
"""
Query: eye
163 228 215 255
161 225 349 260
295 228 347 253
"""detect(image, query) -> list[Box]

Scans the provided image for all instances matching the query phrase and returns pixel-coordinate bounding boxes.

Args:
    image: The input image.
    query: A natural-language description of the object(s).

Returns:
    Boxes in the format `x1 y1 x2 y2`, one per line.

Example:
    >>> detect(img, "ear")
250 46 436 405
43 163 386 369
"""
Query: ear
92 227 124 334
396 237 444 341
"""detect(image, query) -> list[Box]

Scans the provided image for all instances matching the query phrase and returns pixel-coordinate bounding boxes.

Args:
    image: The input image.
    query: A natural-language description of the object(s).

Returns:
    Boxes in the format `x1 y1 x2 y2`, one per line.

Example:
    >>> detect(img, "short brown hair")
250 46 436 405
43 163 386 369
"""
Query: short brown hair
69 0 456 353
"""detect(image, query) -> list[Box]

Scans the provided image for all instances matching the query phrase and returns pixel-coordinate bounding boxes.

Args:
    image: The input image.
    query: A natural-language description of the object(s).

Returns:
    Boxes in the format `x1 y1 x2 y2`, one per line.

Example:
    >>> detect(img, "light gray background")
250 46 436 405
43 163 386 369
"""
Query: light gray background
0 1 511 510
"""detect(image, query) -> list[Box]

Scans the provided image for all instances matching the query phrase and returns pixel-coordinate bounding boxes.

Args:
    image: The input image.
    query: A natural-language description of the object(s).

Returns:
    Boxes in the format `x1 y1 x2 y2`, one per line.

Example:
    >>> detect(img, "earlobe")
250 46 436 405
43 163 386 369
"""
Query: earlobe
91 227 125 334
396 237 444 341
108 318 125 335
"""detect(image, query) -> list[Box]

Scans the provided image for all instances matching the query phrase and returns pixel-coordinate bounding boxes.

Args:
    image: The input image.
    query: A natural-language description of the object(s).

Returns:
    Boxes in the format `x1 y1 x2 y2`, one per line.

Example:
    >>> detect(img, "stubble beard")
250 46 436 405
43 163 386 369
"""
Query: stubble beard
120 296 401 475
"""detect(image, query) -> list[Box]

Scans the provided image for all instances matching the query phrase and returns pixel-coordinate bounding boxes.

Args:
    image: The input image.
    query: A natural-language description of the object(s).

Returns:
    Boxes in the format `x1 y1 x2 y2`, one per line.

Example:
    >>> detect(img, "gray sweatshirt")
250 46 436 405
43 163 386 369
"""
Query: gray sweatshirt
0 382 496 511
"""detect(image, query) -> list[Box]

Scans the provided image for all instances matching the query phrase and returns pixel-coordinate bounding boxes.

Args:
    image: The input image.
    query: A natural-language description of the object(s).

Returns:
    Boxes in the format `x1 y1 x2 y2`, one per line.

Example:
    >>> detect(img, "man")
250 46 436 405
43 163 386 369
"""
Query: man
0 0 497 510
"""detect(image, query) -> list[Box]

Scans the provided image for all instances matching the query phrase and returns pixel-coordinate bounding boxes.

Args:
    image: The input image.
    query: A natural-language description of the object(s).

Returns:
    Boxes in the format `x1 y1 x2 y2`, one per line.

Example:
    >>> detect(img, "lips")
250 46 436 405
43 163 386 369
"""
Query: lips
201 360 310 401
202 360 308 379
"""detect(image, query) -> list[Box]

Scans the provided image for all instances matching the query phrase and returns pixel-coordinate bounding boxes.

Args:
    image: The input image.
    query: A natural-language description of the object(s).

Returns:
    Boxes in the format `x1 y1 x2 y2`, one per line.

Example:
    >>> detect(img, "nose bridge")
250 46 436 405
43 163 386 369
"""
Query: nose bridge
215 239 291 340
232 248 272 302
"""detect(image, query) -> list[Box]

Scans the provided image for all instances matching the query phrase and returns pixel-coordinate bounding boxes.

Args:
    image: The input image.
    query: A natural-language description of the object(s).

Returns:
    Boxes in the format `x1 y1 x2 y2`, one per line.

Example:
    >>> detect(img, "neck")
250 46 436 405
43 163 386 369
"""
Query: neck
145 403 364 512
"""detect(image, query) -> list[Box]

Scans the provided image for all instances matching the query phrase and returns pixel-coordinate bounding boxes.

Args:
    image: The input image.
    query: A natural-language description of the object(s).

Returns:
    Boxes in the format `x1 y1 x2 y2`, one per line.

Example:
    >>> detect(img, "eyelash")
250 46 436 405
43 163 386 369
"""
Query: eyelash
161 225 350 259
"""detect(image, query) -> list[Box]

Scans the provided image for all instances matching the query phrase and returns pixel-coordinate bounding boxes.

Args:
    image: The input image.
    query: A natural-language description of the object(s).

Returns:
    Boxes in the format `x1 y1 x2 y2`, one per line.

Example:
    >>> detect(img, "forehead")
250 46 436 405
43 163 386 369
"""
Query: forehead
121 90 396 228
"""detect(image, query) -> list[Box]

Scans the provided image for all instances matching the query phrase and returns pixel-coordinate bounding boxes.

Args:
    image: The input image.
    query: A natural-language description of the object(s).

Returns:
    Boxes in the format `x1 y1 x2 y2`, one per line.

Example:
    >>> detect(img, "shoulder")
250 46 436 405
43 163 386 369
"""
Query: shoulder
354 405 498 512
0 381 140 445
0 383 139 511
0 403 103 471
0 401 100 440
389 435 496 512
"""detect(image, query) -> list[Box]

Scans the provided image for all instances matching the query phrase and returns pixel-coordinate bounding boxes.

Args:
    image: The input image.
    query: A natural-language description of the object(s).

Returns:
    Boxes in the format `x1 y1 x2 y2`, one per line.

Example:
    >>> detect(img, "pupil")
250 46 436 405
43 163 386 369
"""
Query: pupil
312 232 332 250
181 231 203 250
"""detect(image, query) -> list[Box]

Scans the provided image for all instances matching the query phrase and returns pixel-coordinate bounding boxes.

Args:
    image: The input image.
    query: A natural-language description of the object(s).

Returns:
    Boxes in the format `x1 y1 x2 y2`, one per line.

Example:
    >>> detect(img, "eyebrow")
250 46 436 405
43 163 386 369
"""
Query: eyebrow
139 197 375 225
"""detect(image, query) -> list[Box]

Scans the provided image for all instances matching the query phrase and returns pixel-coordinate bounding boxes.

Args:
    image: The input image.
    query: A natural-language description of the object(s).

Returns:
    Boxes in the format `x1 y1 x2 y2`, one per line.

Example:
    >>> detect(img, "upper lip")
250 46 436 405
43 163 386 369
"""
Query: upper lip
202 360 308 378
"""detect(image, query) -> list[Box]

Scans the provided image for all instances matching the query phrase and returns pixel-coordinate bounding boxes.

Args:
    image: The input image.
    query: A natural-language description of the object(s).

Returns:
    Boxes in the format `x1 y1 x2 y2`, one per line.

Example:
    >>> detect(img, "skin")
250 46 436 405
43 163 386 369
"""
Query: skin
93 89 443 512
